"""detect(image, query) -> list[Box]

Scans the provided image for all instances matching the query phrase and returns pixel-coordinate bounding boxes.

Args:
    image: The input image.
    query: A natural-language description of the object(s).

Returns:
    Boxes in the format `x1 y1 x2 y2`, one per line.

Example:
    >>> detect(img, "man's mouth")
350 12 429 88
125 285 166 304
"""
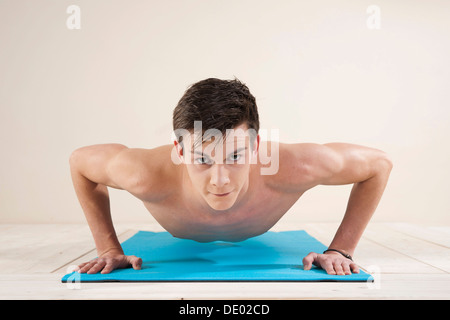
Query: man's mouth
211 191 232 197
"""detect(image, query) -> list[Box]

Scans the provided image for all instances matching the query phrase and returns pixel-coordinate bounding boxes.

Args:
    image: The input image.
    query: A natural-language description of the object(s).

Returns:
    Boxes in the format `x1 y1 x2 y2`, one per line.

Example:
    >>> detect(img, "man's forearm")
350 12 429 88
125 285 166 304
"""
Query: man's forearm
328 160 392 256
70 167 123 256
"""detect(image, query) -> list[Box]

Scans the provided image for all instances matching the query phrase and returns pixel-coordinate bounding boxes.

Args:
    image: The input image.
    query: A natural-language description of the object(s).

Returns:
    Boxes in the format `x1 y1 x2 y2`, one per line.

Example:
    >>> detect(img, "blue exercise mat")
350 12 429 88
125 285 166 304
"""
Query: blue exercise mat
61 230 373 282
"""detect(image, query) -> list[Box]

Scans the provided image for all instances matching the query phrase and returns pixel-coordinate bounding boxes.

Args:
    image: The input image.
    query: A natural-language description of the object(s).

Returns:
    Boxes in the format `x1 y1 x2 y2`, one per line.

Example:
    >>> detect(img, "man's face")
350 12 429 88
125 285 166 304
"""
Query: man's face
176 124 258 211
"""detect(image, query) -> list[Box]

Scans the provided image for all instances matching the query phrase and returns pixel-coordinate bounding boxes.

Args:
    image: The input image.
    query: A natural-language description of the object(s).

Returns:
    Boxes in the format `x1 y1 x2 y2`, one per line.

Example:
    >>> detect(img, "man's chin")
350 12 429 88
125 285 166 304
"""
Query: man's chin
205 196 236 212
206 201 234 212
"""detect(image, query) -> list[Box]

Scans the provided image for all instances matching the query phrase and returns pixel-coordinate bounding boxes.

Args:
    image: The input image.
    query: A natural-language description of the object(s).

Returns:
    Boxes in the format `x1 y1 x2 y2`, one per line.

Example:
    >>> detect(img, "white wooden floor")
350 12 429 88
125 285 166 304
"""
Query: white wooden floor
0 222 449 300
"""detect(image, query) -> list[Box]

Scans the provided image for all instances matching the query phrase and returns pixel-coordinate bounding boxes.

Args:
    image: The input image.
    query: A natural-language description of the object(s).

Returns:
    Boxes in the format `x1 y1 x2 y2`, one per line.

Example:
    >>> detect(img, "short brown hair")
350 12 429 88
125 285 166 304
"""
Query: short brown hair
173 78 259 148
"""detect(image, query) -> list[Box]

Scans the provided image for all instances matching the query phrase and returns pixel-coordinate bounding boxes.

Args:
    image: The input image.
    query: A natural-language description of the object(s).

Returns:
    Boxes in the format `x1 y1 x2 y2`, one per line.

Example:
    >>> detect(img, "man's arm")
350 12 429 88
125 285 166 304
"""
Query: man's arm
290 143 393 275
69 144 147 274
315 142 393 256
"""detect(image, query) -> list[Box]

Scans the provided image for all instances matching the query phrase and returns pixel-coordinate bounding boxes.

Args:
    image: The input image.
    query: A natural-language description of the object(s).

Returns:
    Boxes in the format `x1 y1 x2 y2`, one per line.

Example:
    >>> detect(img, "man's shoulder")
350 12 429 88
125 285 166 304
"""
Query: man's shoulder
117 144 181 201
114 144 171 171
261 142 326 193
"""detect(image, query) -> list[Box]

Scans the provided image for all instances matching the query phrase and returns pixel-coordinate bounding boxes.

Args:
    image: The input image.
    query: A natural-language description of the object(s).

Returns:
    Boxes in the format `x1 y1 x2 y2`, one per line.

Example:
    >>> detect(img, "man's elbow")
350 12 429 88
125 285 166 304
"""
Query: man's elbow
69 147 83 168
375 151 393 175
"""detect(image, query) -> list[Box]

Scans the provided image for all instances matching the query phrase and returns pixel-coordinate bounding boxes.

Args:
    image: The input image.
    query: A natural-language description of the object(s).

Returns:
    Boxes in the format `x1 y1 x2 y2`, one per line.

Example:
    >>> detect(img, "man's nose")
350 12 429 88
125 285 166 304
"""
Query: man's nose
210 164 230 187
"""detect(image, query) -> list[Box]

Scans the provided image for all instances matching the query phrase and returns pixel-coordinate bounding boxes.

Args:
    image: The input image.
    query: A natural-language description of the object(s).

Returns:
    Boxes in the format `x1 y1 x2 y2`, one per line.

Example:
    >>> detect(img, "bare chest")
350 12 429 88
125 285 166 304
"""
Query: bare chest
142 186 303 242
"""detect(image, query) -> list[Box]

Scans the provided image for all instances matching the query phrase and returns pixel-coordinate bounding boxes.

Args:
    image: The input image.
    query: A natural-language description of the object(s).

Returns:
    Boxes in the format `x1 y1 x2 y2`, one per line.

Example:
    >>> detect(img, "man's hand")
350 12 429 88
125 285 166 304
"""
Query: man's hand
77 250 143 274
302 251 359 275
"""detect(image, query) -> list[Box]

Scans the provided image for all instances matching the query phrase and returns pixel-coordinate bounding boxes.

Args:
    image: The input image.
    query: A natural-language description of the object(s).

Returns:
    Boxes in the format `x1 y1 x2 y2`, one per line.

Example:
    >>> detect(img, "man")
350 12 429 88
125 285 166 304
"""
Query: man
70 78 392 276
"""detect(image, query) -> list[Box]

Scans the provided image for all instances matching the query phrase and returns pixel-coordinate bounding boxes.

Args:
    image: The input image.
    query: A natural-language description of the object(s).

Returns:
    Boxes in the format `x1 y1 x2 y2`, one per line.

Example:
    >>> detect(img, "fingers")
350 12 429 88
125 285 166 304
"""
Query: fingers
78 258 112 274
323 259 336 275
100 261 115 274
350 262 360 274
87 260 106 274
342 262 352 275
78 260 97 273
77 255 143 274
302 252 317 271
333 261 352 276
77 261 89 270
328 259 360 275
78 259 106 274
303 252 360 275
129 256 143 270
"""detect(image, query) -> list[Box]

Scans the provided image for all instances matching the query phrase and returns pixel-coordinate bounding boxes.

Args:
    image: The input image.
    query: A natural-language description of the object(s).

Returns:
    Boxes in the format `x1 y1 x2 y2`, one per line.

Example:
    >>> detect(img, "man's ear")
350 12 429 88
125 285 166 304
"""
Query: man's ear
253 134 260 154
174 140 184 155
171 140 184 165
249 134 260 163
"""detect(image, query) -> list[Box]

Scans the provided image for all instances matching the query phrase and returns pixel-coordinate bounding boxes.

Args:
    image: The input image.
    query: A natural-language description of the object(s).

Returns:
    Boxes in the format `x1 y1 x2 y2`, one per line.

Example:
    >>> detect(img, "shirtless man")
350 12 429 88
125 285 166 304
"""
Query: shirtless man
70 78 392 276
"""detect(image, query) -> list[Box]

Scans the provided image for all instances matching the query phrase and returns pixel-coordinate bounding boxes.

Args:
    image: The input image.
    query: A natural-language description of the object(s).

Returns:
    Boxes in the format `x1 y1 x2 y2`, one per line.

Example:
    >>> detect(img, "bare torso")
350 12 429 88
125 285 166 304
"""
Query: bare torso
74 140 389 276
143 174 303 242
130 143 306 243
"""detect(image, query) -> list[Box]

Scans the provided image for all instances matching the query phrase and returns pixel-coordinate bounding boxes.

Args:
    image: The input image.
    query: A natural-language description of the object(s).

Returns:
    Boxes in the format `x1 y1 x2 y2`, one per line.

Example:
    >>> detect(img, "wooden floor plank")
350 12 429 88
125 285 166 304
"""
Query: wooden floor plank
51 228 139 274
364 224 450 273
386 223 450 248
0 224 87 273
1 273 449 300
1 223 450 299
299 223 445 274
0 224 129 274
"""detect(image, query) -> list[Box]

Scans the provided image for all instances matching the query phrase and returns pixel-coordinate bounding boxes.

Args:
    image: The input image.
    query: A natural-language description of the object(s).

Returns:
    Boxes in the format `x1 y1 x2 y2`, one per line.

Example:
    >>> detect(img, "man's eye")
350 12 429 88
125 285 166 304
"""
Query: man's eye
228 154 241 162
195 157 211 165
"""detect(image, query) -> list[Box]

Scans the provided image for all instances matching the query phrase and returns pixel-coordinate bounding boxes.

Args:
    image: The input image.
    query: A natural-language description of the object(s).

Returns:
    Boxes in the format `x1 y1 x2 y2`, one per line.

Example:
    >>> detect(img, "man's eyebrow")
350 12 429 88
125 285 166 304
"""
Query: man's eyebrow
190 147 248 156
227 147 247 156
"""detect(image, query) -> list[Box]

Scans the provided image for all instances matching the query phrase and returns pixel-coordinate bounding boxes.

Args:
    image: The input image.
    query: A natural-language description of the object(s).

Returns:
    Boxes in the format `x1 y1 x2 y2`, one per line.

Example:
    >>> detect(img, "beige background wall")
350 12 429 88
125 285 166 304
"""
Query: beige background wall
1 0 449 224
